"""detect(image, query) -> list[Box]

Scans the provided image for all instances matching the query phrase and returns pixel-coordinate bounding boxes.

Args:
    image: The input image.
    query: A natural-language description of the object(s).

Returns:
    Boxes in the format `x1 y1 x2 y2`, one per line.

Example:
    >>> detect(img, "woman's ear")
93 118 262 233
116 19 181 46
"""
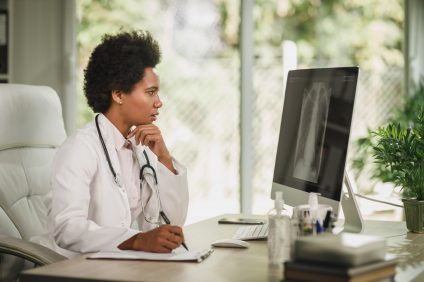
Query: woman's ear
111 90 124 105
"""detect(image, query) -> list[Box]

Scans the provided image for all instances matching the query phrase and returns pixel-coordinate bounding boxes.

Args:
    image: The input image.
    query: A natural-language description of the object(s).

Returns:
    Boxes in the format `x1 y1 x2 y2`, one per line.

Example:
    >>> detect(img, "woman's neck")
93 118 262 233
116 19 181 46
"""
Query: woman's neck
103 111 130 137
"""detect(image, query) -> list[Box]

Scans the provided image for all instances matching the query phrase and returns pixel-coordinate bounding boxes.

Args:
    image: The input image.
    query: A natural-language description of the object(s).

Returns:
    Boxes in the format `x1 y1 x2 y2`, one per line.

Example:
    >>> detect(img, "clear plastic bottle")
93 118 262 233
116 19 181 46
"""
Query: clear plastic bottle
308 192 320 220
267 191 291 265
308 192 320 235
290 210 300 257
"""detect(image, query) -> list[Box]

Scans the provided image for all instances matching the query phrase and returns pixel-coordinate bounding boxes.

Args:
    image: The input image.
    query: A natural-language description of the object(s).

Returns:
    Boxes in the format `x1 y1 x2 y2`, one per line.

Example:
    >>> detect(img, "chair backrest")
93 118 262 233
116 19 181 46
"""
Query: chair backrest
0 84 67 241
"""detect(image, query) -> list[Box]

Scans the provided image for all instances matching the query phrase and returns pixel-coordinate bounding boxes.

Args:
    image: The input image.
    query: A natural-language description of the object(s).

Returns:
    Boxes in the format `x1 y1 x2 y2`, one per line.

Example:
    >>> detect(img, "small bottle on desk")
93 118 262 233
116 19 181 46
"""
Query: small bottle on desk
267 191 291 265
290 210 301 258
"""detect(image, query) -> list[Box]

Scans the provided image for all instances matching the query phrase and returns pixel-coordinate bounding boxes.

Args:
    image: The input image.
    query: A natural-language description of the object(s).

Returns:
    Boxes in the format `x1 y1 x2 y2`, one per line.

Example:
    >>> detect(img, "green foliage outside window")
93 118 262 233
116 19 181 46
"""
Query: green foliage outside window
77 0 404 127
76 0 405 216
251 0 403 70
352 81 424 197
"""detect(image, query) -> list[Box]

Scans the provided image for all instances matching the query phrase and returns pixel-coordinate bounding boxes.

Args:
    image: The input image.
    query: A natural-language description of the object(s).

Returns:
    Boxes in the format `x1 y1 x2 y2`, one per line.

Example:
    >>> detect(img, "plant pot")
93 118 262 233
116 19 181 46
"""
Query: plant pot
402 198 424 233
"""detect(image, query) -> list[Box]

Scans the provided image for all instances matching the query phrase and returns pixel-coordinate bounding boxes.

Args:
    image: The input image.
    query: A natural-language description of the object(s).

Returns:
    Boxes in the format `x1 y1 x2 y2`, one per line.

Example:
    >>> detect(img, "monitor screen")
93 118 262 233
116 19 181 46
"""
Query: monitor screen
271 67 359 212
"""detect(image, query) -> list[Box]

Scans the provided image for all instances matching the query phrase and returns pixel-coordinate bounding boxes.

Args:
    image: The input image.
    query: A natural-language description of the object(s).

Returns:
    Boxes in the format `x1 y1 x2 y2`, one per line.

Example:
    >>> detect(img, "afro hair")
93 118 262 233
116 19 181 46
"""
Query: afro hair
83 30 161 113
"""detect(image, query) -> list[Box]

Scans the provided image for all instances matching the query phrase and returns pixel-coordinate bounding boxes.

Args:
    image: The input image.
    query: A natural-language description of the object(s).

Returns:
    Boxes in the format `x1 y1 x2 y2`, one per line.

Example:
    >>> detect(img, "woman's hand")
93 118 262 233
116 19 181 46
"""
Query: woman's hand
118 225 184 253
127 124 176 174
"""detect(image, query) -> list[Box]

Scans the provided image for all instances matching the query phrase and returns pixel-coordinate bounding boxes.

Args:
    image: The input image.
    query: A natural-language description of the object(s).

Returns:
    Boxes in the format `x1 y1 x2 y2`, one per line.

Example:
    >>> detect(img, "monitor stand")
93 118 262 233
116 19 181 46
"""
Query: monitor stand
335 170 364 233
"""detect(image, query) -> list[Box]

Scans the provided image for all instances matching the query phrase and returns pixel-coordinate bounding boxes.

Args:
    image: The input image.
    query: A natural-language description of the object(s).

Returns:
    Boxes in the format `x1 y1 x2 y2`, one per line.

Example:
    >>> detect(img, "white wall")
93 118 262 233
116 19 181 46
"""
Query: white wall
10 0 76 134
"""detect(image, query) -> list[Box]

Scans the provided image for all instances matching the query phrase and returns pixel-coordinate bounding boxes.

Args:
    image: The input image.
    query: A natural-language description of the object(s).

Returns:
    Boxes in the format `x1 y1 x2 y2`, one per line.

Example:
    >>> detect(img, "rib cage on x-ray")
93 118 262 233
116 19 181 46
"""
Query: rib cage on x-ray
293 82 331 183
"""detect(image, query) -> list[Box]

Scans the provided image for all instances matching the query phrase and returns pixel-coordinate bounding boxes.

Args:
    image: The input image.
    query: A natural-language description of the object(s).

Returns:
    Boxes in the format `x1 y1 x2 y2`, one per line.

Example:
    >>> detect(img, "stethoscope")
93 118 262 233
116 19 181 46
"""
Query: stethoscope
95 114 163 226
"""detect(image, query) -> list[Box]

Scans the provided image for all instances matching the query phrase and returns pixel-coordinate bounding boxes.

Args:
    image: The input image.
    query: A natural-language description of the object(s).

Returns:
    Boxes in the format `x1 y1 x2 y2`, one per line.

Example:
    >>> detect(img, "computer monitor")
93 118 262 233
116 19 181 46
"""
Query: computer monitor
271 67 363 232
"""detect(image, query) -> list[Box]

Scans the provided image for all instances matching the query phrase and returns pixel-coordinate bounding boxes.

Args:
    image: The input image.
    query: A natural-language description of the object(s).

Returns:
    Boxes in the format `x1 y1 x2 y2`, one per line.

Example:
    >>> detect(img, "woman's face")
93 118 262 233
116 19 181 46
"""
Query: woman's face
121 67 162 126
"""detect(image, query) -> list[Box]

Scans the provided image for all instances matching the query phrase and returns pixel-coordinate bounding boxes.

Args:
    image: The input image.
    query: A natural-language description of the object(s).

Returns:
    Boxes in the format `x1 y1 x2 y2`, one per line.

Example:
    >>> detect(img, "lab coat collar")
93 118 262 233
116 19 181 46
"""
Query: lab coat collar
98 114 128 151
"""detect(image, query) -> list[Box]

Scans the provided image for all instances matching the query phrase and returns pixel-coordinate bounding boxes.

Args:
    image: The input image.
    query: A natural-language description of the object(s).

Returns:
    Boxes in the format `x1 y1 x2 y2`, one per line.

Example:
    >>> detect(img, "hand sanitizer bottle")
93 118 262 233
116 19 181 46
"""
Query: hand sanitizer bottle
267 191 291 265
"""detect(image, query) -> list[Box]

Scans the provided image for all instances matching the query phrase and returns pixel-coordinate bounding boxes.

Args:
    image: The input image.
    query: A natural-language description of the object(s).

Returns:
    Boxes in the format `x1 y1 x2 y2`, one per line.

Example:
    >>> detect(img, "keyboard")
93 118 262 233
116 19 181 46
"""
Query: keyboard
233 223 269 240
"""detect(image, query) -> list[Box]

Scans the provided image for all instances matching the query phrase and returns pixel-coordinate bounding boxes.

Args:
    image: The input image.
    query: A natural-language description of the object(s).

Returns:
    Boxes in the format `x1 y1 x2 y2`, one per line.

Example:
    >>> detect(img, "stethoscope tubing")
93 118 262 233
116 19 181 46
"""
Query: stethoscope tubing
95 114 119 185
140 150 158 185
95 114 163 226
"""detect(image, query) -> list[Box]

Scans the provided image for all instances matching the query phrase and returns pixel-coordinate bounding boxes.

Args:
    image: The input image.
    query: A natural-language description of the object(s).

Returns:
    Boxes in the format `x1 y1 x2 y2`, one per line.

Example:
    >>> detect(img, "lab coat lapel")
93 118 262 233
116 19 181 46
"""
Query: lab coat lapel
133 145 161 230
92 114 133 228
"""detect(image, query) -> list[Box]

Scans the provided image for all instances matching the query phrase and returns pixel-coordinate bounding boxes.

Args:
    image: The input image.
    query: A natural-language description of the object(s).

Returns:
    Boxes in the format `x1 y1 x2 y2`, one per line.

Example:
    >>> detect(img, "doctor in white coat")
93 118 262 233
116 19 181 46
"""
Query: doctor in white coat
36 30 189 258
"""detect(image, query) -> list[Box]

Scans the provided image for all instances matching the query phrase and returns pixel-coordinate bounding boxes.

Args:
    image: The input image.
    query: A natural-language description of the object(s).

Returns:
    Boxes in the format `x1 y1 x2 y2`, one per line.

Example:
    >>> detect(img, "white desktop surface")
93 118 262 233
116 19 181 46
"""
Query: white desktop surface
20 214 424 282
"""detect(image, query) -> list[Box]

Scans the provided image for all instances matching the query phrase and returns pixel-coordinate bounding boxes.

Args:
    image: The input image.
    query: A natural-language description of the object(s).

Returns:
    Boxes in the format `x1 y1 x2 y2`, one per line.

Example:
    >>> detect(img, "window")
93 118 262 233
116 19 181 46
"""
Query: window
77 0 404 222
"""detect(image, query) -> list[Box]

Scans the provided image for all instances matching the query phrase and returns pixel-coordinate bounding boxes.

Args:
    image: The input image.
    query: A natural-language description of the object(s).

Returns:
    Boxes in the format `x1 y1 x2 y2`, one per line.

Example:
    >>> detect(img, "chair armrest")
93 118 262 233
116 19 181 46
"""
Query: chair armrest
0 235 66 265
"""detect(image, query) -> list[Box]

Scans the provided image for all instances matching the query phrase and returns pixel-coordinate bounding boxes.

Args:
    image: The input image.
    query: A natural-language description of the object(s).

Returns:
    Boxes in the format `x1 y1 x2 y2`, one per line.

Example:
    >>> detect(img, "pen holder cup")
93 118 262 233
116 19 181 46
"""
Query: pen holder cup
294 204 332 236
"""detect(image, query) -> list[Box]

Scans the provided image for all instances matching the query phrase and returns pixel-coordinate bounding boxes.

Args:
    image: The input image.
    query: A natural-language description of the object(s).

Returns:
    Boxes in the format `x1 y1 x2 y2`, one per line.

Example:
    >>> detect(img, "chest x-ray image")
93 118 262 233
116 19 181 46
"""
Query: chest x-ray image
293 82 331 183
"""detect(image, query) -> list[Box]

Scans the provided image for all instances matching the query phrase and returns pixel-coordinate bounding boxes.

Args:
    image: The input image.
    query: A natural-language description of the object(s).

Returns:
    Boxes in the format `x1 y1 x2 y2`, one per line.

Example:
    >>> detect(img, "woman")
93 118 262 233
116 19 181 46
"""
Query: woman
36 30 188 258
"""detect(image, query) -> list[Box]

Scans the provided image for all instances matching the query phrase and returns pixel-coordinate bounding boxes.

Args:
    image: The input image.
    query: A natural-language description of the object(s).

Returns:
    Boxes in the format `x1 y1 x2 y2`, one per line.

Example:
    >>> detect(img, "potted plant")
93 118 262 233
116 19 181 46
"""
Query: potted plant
372 107 424 233
353 82 424 185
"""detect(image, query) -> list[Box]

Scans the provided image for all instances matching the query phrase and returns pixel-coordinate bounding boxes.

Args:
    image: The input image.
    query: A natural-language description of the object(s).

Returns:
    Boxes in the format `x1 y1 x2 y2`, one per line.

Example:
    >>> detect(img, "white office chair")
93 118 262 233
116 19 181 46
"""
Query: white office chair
0 84 67 281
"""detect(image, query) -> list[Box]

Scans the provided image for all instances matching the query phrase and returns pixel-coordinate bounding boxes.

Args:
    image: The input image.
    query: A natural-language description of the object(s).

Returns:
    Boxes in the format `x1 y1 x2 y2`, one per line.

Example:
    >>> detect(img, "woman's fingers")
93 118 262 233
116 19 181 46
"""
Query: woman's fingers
126 125 175 172
131 225 184 253
157 225 184 250
137 130 160 145
159 236 180 251
127 125 159 138
167 225 184 240
128 126 162 147
126 124 156 137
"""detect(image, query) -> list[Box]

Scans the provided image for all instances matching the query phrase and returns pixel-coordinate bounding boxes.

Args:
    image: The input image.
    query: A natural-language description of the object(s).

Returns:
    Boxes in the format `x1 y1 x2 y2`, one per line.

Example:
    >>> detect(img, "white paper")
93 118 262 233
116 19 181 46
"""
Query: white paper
88 246 213 262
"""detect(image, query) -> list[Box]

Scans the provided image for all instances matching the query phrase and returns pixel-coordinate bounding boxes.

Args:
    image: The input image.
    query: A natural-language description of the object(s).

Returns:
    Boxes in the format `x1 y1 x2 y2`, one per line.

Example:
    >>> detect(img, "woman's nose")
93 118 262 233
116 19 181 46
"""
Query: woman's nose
154 96 163 108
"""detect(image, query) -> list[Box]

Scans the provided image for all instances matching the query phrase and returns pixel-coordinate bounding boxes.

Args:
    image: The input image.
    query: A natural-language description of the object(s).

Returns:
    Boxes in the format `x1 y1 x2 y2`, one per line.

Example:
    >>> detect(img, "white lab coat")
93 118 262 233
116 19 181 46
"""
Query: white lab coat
33 114 188 258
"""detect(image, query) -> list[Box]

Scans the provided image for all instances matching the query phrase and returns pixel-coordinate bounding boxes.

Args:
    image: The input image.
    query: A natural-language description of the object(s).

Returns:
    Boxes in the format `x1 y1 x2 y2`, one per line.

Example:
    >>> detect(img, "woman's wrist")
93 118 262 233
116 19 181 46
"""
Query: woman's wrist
118 233 140 250
158 155 177 174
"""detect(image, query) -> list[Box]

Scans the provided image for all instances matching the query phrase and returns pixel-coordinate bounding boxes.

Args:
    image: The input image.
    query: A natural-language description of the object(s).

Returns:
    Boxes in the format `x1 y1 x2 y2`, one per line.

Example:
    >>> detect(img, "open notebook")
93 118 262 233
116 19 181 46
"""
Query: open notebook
88 246 213 263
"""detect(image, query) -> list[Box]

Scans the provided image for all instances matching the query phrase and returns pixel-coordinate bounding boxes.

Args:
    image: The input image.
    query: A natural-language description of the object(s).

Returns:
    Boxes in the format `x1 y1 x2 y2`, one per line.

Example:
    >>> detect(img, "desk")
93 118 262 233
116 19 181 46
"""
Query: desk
20 215 424 282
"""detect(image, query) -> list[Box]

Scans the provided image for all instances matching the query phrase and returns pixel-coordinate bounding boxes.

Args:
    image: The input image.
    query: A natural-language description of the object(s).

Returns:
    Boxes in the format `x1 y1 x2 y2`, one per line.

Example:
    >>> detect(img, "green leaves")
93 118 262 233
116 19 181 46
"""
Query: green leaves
371 108 424 201
352 78 424 199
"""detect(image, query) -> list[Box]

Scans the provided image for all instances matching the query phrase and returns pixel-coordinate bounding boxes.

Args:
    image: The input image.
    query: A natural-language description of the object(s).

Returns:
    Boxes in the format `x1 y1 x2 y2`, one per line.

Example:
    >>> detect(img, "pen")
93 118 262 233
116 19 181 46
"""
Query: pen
323 210 332 231
315 220 323 234
160 211 189 251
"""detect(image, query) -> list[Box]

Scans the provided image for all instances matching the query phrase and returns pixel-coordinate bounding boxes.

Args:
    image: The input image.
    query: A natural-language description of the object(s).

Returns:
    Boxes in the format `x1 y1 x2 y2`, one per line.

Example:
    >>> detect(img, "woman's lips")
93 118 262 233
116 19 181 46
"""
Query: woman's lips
151 113 158 120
